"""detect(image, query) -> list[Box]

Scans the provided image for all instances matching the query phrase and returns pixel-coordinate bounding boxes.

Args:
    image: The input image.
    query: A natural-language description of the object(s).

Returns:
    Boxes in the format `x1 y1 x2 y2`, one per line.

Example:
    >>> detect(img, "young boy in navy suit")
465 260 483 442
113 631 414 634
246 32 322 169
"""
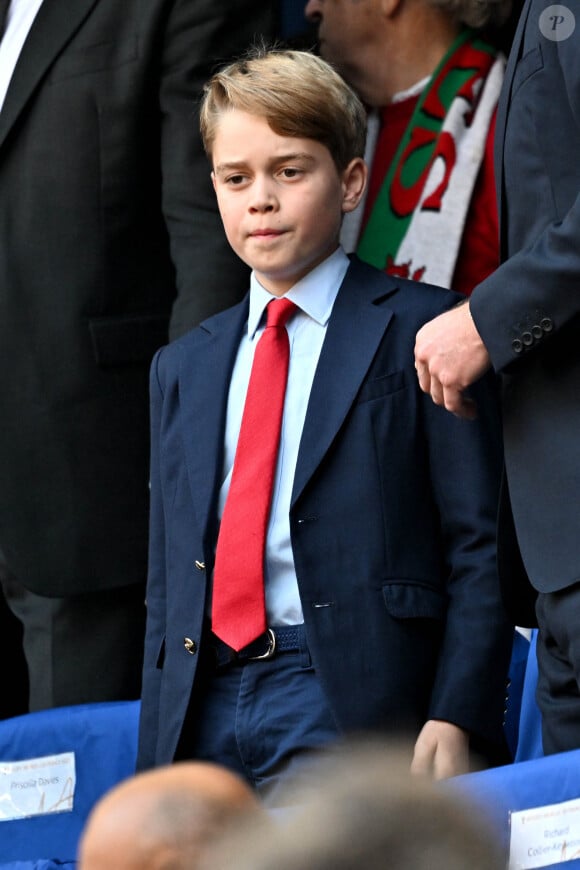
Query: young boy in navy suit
137 47 513 803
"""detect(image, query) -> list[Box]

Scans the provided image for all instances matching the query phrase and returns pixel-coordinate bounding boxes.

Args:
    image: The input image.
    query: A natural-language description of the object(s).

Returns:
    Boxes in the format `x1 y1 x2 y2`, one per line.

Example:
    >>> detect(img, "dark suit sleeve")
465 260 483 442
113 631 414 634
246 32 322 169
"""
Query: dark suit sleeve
159 0 275 337
470 33 580 372
422 371 513 746
137 348 168 770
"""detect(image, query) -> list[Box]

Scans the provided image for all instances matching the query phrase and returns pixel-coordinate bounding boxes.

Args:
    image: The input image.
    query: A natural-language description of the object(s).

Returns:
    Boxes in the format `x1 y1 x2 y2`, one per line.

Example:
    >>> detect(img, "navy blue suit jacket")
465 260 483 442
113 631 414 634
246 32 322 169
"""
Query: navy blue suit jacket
137 257 512 769
471 0 580 624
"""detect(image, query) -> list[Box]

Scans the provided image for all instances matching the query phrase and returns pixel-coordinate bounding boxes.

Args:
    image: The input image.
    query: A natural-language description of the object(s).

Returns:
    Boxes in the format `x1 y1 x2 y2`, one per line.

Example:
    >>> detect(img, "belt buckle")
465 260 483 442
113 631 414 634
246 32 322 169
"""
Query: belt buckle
248 628 276 661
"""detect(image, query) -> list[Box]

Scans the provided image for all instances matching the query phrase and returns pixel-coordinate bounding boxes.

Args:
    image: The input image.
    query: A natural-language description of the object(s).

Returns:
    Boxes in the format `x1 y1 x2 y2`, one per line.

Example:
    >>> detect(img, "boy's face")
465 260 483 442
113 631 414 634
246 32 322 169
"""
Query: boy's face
211 110 365 296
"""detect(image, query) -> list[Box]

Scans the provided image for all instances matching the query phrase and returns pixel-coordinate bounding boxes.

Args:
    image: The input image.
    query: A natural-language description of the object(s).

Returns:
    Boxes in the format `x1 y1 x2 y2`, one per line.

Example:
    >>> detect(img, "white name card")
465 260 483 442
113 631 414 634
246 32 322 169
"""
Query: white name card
510 797 580 868
0 752 76 821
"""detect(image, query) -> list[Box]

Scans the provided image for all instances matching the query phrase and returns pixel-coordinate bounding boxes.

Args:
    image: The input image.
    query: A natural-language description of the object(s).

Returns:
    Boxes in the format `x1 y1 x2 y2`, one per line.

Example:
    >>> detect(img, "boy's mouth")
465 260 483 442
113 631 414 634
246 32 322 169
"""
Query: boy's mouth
249 228 284 238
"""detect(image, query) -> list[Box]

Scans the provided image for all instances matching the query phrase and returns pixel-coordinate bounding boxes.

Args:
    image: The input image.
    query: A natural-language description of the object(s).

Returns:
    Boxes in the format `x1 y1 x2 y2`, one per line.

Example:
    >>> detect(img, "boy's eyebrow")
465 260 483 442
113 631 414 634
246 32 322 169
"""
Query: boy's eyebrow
213 153 316 174
213 161 249 175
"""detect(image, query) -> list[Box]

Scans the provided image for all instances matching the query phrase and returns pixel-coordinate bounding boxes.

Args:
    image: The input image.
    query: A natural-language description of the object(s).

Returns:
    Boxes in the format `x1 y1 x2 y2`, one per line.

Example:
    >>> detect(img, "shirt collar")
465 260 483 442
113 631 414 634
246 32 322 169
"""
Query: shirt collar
247 247 350 339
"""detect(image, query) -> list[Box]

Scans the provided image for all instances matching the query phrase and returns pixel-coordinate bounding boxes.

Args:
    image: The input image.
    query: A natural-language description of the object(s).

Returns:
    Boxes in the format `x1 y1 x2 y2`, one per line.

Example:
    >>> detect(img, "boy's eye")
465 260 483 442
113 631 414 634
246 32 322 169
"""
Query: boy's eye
279 167 302 179
226 174 247 185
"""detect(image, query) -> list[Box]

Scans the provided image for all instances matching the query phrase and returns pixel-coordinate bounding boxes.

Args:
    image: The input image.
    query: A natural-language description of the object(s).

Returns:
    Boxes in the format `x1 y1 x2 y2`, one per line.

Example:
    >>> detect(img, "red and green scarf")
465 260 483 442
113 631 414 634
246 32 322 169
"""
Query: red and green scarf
356 30 503 288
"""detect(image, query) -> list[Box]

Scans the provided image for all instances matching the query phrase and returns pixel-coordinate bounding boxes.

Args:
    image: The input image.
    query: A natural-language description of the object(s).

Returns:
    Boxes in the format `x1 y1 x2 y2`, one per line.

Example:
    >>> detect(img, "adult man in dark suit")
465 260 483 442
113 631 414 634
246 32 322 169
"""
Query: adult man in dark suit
0 0 274 713
415 0 580 753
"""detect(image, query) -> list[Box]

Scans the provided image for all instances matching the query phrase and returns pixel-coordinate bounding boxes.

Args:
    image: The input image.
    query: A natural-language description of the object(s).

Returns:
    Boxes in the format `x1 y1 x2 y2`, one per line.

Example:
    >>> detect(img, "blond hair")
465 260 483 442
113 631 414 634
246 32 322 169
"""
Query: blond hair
200 46 367 172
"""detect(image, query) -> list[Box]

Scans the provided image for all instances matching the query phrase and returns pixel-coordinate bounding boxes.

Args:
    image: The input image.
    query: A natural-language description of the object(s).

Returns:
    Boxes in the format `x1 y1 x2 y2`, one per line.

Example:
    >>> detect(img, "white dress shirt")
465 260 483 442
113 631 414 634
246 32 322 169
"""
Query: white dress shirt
0 0 44 111
218 247 350 626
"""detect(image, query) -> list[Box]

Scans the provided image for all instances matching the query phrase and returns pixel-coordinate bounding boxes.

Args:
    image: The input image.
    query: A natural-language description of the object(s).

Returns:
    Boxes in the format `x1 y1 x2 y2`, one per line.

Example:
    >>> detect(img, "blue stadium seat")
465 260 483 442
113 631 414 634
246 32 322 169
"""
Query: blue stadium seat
514 628 543 762
504 628 543 762
0 700 140 866
447 747 580 869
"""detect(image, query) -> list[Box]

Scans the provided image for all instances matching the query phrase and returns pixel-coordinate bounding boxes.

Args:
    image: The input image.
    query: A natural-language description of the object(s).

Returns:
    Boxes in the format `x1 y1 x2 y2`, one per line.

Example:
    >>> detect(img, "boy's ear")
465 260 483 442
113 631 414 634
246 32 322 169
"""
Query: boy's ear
211 170 217 192
341 158 367 214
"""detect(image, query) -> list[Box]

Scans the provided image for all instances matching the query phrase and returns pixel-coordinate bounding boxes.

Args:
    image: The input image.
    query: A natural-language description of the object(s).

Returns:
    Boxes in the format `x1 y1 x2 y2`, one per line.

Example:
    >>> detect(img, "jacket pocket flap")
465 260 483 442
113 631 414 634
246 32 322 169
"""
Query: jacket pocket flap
50 37 138 82
382 582 446 619
357 370 406 403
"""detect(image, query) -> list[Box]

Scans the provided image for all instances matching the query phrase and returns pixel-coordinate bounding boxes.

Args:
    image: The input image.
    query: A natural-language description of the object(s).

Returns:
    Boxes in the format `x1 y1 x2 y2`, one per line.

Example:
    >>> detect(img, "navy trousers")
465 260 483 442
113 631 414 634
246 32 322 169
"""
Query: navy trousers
178 625 340 807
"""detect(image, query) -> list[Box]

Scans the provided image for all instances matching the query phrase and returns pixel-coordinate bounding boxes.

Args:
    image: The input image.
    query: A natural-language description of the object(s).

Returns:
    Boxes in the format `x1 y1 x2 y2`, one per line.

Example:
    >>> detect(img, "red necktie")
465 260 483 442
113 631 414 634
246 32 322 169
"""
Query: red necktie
211 297 296 651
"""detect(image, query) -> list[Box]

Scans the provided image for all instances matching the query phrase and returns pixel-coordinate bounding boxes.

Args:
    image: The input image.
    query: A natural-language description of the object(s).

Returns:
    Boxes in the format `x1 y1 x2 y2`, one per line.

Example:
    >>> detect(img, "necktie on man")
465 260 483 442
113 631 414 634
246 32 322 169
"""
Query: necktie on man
212 297 297 651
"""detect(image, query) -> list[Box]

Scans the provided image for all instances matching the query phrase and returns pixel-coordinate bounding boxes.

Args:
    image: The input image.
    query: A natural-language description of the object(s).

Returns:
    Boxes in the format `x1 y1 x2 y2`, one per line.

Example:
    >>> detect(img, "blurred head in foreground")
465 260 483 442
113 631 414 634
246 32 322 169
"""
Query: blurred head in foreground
78 760 266 870
202 738 503 870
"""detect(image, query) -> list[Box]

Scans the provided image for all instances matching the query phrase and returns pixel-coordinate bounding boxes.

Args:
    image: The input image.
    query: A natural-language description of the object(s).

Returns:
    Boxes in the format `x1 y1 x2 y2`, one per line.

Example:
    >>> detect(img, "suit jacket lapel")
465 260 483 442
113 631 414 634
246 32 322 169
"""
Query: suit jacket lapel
176 262 398 532
0 0 98 148
178 300 249 541
292 259 397 505
494 0 532 255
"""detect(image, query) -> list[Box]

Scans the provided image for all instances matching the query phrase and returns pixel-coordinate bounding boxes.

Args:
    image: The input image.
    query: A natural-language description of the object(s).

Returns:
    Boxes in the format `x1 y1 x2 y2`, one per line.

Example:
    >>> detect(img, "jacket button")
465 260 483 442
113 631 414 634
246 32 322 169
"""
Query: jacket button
184 638 197 655
195 560 205 571
521 331 533 346
532 325 543 339
512 338 523 353
540 317 553 333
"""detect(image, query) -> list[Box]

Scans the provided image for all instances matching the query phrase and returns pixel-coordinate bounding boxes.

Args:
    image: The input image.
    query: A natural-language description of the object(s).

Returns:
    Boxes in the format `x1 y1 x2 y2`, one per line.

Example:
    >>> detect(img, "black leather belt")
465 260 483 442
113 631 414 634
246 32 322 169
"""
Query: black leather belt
211 625 304 668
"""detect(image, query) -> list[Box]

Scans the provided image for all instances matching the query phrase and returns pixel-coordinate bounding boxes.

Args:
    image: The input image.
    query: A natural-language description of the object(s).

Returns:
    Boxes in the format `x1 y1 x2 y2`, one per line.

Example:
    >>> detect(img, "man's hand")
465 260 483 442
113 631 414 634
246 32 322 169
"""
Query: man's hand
414 301 491 419
411 719 470 779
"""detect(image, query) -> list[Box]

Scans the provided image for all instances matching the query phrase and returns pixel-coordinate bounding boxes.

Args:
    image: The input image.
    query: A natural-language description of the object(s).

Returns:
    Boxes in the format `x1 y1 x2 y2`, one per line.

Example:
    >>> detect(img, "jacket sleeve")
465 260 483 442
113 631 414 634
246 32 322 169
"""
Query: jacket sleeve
422 368 513 748
470 34 580 373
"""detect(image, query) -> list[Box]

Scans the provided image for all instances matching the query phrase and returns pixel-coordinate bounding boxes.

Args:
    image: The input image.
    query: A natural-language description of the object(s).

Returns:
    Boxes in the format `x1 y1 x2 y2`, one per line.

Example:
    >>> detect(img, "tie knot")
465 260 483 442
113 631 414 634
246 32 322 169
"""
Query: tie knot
265 297 296 330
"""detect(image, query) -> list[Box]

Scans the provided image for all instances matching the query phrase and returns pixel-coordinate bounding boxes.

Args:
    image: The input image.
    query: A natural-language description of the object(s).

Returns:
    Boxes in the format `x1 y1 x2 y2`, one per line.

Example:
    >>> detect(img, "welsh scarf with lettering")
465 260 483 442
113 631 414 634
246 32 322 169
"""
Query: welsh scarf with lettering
357 30 503 288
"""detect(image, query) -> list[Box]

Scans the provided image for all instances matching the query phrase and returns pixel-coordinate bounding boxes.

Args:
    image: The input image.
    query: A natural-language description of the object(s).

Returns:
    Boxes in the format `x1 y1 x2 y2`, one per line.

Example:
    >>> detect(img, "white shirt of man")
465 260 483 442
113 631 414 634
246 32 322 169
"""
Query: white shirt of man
0 0 44 111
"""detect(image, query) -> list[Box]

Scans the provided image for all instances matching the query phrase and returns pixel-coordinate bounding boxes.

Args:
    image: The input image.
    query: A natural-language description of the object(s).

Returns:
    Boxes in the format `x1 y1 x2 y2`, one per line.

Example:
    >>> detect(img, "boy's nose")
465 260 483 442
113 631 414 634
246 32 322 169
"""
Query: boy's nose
250 199 275 213
249 179 277 212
